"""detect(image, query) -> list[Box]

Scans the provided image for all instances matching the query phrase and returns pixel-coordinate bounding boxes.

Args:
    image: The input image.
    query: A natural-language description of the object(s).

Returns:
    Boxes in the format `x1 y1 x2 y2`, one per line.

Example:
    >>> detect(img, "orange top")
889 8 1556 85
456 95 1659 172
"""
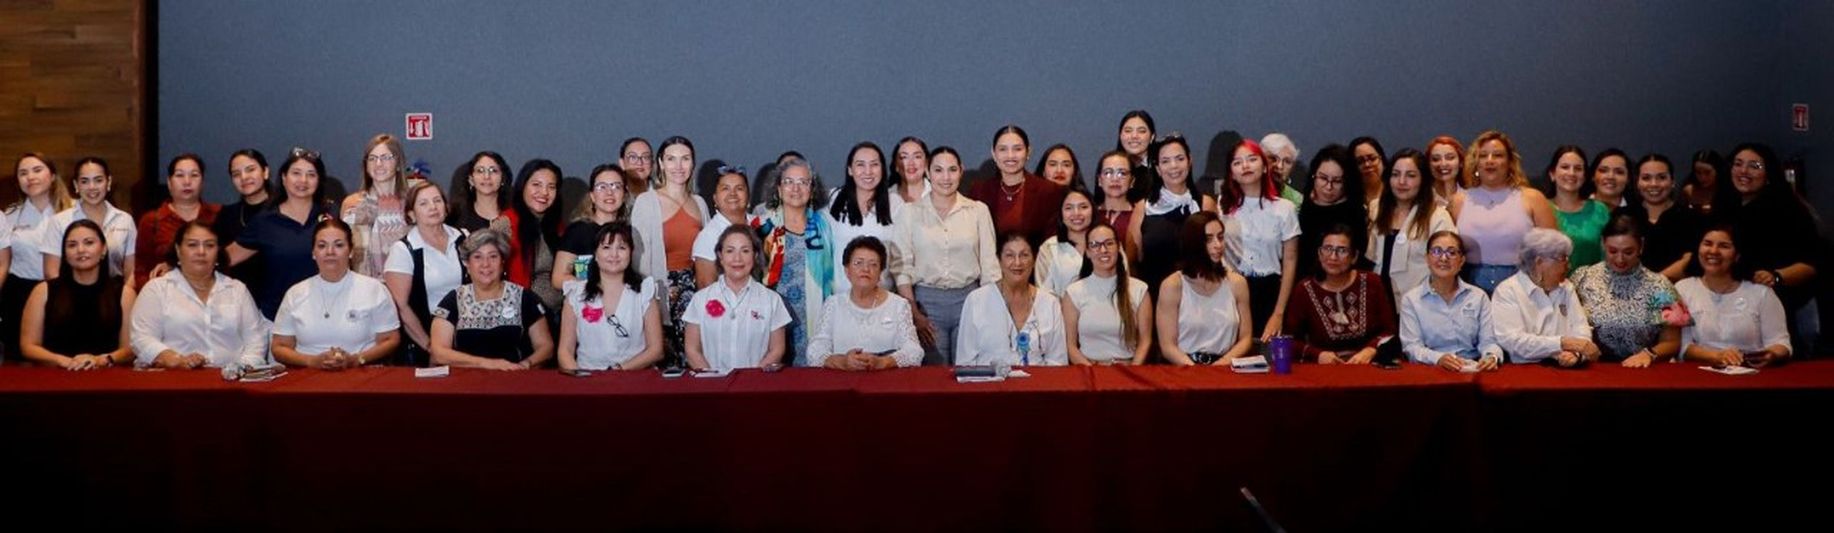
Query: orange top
663 207 702 271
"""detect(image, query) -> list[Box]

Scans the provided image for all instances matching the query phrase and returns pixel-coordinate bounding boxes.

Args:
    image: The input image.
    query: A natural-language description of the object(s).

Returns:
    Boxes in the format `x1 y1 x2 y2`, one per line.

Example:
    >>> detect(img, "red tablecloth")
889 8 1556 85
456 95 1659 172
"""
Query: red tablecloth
3 362 1831 531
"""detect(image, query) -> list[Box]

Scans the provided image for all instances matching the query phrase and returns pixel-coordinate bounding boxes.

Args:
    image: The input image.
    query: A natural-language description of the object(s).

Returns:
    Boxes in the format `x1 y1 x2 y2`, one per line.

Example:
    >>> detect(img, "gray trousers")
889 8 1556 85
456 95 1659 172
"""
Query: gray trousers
913 285 975 366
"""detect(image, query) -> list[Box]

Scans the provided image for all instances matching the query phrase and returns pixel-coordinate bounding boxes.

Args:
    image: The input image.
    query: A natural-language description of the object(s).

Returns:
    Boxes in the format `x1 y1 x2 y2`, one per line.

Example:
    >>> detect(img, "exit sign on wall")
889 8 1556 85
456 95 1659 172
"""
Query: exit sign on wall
1793 104 1809 132
406 113 433 140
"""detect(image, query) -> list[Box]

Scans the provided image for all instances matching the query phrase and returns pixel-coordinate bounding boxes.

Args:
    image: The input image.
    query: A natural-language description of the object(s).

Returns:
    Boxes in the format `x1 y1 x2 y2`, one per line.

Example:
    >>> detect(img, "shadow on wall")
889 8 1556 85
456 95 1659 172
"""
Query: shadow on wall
1197 130 1245 199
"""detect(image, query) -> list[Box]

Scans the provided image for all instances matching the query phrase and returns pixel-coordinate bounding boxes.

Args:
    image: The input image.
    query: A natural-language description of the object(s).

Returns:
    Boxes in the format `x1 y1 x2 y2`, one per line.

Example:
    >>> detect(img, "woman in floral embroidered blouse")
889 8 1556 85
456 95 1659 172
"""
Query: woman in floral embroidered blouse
1284 224 1397 364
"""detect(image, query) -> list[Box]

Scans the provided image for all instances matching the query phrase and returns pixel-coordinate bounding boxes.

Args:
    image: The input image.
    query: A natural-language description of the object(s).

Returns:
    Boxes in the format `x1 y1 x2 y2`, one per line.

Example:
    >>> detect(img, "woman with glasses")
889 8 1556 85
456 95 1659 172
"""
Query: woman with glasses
1399 231 1503 371
892 146 999 365
1130 135 1216 296
1093 151 1139 257
1284 224 1396 364
1367 148 1455 302
1491 228 1598 367
1451 131 1558 294
1260 133 1306 207
808 236 922 370
1298 144 1367 280
958 233 1068 367
429 228 553 370
967 125 1065 246
828 142 901 295
228 148 333 319
754 154 833 364
43 157 136 281
1350 137 1387 204
1221 139 1302 342
450 151 513 235
340 134 411 278
558 222 662 372
134 154 218 290
552 164 629 289
1063 222 1152 365
618 137 653 195
1713 143 1818 347
631 136 708 368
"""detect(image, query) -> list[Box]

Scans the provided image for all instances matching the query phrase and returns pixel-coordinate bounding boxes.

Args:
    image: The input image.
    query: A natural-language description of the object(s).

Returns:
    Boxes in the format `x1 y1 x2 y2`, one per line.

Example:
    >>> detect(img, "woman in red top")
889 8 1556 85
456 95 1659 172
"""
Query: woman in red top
135 154 220 289
966 125 1065 246
1284 223 1398 364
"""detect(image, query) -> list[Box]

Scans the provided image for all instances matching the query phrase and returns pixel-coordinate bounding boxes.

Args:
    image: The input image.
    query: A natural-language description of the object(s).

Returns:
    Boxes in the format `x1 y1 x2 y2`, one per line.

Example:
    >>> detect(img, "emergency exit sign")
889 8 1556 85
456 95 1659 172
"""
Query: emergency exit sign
1793 104 1809 132
406 113 433 140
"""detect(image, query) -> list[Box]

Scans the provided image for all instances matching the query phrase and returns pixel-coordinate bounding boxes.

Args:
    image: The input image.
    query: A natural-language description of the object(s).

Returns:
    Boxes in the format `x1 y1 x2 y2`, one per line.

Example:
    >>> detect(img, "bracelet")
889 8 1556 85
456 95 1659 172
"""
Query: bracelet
1768 270 1784 286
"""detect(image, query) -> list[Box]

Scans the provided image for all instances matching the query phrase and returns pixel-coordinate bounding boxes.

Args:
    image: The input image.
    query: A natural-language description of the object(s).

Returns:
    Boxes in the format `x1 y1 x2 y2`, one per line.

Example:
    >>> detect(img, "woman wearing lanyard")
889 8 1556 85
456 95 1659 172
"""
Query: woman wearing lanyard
892 146 999 365
1219 139 1302 342
1155 211 1252 365
558 222 663 372
2 153 74 360
808 237 923 370
957 233 1067 367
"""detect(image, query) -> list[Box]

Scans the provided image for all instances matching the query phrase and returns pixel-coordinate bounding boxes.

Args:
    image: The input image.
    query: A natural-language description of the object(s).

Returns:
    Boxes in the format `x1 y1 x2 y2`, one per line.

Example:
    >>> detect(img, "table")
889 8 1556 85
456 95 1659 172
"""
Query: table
3 362 1829 531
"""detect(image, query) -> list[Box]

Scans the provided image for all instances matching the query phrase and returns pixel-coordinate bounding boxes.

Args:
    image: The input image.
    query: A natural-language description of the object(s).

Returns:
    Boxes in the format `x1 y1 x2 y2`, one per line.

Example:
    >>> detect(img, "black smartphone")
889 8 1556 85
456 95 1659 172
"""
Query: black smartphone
560 368 593 378
660 367 687 378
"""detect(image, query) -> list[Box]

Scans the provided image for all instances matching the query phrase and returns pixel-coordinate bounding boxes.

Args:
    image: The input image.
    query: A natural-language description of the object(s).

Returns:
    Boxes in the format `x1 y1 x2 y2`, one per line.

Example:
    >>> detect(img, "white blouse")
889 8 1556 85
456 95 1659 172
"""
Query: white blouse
1490 272 1592 363
272 273 400 356
1365 201 1456 301
1066 274 1149 363
806 291 923 368
130 270 270 368
1033 237 1085 296
1172 274 1240 356
1221 197 1301 277
680 277 792 371
890 193 999 290
383 225 464 312
955 284 1067 367
3 200 54 280
562 278 659 370
1675 278 1792 356
691 213 745 263
825 194 904 294
41 203 137 278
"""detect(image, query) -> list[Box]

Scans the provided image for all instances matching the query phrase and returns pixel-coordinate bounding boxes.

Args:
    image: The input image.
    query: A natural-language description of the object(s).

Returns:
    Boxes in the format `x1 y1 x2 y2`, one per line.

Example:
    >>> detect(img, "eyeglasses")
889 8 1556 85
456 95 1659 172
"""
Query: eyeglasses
1540 254 1571 264
1357 154 1382 164
1731 160 1765 171
1427 247 1463 258
622 153 651 163
592 181 626 193
366 154 397 164
290 147 320 160
1313 174 1345 185
1099 168 1129 179
781 177 812 188
607 315 629 338
1318 245 1353 258
1088 240 1118 251
472 166 502 176
847 258 882 270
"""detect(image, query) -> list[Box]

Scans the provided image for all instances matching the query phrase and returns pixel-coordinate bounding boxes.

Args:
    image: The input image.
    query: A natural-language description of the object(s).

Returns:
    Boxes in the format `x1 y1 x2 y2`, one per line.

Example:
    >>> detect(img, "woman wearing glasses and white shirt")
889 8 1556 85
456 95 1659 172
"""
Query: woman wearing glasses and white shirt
131 221 269 369
558 222 662 372
1399 231 1503 372
1490 228 1599 367
808 237 923 370
1064 222 1152 365
957 233 1067 367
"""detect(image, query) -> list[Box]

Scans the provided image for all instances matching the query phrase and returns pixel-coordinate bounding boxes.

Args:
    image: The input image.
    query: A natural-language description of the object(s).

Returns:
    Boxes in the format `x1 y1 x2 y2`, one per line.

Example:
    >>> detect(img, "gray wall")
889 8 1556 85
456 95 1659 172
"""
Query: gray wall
1782 0 1832 228
159 0 1798 215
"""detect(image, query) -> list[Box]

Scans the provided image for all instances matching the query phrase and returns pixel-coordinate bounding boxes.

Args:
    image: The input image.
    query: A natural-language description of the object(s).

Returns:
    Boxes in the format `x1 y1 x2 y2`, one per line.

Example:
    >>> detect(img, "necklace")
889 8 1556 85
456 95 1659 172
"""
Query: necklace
315 276 351 319
1000 180 1023 202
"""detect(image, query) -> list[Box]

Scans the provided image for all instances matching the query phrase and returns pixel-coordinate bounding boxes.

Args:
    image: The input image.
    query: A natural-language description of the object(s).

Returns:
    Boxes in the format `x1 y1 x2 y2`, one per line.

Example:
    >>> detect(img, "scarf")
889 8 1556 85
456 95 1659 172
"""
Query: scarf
754 206 835 301
1145 187 1199 216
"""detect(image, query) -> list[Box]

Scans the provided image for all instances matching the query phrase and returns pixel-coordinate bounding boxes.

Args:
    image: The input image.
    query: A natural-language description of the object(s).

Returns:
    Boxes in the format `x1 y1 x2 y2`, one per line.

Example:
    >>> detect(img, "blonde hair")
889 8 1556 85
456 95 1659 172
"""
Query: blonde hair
11 153 75 214
360 133 406 197
1462 130 1529 188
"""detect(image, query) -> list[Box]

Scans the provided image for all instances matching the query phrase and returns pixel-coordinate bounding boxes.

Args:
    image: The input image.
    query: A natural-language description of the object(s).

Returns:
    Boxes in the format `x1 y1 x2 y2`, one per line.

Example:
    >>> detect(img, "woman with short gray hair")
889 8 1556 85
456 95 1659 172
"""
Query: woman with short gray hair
1491 228 1600 367
429 228 554 370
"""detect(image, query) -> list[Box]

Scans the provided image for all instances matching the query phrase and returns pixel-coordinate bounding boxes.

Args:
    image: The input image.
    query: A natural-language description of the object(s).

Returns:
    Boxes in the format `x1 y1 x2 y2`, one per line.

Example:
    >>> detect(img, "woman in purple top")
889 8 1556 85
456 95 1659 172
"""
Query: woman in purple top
1450 131 1557 294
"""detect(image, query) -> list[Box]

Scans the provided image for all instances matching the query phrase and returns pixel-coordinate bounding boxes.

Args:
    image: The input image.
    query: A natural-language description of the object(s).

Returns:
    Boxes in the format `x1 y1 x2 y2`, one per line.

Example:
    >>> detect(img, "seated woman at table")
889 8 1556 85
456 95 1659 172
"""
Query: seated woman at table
1399 231 1502 372
682 224 791 371
429 228 554 370
1284 224 1397 364
1491 228 1599 367
19 220 136 370
272 219 401 370
957 233 1068 367
1569 214 1683 368
130 221 269 369
808 236 923 370
558 222 663 372
1063 222 1151 365
1155 211 1252 365
1676 225 1791 367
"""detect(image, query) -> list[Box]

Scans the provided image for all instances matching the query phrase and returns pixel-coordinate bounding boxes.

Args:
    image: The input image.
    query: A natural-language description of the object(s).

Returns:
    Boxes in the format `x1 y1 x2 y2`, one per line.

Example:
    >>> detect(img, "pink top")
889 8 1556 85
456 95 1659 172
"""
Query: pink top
1457 187 1531 266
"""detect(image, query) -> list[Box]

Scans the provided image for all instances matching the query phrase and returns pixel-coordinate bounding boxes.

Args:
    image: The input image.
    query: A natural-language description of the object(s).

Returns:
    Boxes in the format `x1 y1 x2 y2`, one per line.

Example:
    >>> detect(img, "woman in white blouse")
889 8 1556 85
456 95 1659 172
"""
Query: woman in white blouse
682 225 791 371
271 219 402 370
558 222 664 372
1218 139 1302 342
1035 187 1096 296
1677 226 1791 366
891 146 999 365
1064 222 1152 365
383 180 463 366
131 221 268 369
1368 149 1456 301
1155 211 1252 365
827 142 902 295
809 236 922 370
43 157 136 280
1490 228 1599 367
3 153 74 360
693 167 753 289
957 234 1067 367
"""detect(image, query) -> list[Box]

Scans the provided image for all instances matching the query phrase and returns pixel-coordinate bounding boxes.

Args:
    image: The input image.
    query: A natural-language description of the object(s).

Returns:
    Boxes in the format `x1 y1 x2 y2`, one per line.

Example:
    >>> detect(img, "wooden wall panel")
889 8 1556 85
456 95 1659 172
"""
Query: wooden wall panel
0 0 144 209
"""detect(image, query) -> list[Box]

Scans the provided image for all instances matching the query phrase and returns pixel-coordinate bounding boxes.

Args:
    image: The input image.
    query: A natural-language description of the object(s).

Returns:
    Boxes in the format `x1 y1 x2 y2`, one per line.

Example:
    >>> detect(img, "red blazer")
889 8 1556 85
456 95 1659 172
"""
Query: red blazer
965 172 1066 246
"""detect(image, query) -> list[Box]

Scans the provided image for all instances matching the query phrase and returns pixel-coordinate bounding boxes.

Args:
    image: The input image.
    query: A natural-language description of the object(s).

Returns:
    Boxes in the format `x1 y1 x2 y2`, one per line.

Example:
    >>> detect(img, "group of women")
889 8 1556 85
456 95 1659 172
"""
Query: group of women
3 113 1814 373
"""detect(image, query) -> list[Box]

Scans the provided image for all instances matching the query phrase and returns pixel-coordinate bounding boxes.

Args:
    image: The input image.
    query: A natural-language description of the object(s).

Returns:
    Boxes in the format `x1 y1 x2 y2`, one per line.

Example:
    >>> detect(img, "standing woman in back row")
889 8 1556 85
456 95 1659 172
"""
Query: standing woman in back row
828 142 901 295
2 154 74 360
892 146 999 365
1130 134 1215 295
1220 139 1302 342
1450 130 1557 293
43 157 136 281
968 125 1065 246
134 153 219 290
1115 110 1155 202
341 134 411 279
228 148 334 319
631 136 708 367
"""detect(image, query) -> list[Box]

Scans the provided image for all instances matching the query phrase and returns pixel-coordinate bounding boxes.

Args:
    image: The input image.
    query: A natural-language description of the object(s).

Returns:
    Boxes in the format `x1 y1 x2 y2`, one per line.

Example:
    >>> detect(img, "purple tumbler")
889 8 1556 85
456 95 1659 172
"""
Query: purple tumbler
1268 335 1294 374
